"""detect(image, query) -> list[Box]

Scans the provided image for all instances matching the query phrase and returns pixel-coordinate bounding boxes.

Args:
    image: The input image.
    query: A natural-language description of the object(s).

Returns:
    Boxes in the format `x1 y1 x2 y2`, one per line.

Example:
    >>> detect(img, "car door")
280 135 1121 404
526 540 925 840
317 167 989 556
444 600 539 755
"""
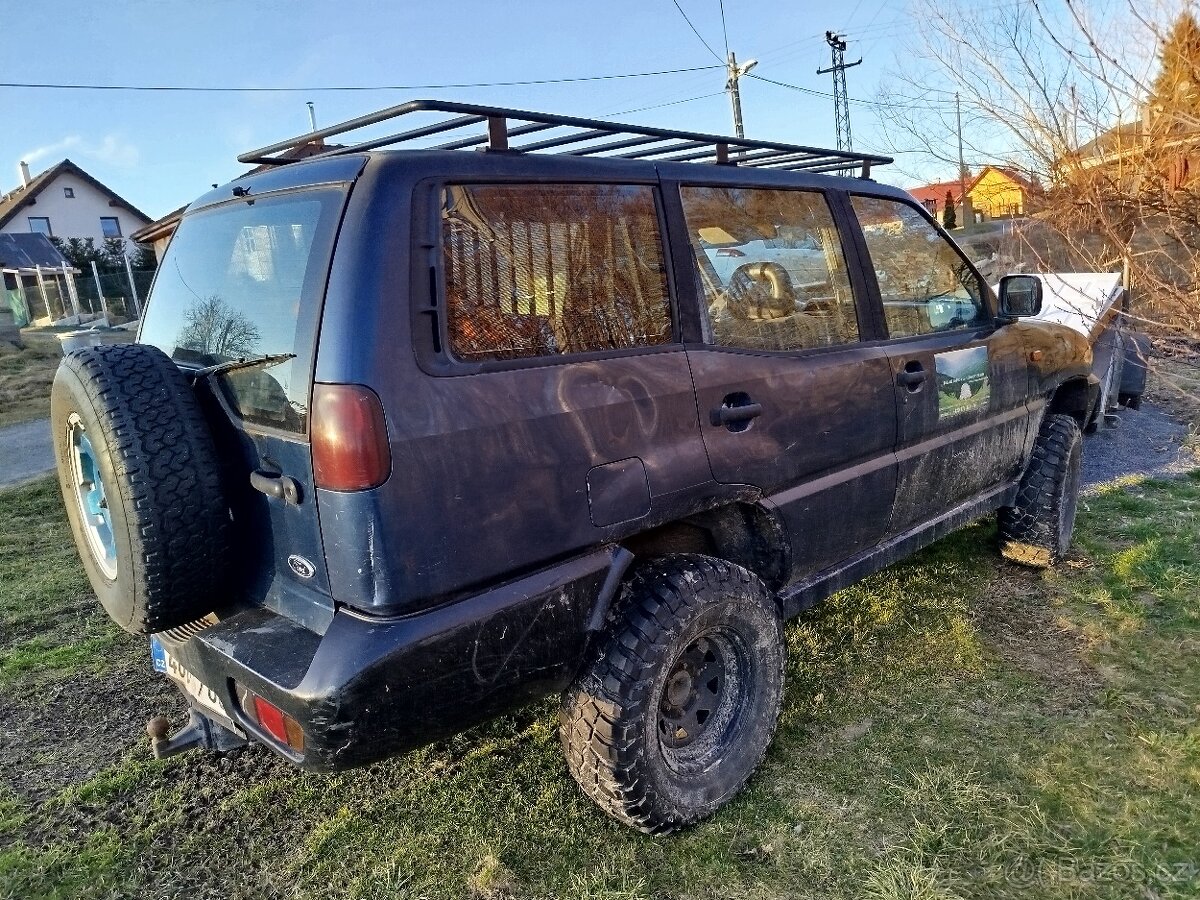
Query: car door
672 182 897 581
848 194 1033 533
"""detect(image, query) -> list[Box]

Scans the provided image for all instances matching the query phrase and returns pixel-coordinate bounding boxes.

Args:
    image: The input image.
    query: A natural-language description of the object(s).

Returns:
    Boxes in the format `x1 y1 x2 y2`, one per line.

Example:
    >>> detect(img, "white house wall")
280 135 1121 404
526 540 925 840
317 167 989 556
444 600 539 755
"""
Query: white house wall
0 172 150 247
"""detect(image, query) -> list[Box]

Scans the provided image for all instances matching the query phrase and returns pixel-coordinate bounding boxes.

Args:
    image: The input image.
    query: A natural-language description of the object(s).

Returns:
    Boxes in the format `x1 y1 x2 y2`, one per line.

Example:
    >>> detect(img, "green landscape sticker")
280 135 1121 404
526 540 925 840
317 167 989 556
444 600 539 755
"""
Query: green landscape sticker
935 345 990 418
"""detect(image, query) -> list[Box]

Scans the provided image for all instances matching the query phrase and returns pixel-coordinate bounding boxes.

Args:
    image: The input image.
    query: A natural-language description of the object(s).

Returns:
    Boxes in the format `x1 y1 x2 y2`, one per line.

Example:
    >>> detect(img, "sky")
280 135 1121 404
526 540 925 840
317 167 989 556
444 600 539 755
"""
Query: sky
1 0 947 223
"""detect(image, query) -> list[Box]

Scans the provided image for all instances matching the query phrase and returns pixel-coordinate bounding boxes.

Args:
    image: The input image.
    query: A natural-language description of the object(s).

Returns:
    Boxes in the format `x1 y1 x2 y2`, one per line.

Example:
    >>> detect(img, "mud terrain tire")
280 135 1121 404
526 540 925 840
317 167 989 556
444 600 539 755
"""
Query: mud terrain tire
998 413 1082 568
560 555 785 834
51 343 230 634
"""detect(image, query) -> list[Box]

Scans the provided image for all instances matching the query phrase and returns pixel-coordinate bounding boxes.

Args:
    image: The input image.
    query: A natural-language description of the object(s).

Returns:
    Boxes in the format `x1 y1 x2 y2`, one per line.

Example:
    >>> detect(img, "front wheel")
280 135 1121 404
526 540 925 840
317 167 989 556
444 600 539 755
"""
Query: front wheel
998 413 1083 568
559 555 785 834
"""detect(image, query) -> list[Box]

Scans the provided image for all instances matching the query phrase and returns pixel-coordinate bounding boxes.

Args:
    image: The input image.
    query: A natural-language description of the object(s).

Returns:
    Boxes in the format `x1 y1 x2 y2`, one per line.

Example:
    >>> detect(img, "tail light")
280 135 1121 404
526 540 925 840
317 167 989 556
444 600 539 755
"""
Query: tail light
236 683 305 751
311 383 391 491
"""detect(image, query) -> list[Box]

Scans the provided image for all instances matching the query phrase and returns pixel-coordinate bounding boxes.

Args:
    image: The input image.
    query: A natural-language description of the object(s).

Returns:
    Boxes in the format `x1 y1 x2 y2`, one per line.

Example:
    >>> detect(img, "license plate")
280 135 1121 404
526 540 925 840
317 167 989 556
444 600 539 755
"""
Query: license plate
149 637 228 717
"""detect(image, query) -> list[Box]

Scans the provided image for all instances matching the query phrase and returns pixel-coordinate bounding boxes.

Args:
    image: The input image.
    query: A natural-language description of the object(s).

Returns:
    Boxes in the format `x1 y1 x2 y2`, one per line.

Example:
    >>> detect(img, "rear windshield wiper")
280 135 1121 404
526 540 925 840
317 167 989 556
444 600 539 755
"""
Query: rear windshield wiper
191 352 297 381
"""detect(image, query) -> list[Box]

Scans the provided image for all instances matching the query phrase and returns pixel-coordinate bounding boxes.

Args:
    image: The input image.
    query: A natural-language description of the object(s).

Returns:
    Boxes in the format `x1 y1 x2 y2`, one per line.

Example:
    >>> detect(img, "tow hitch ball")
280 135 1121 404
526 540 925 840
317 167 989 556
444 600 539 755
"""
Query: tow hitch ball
146 709 247 759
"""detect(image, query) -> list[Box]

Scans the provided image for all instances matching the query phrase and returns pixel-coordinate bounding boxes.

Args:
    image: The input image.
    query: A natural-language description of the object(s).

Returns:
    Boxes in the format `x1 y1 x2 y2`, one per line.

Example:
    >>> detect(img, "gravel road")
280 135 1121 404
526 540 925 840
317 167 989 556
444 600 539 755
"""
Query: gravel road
1080 401 1194 489
0 418 53 488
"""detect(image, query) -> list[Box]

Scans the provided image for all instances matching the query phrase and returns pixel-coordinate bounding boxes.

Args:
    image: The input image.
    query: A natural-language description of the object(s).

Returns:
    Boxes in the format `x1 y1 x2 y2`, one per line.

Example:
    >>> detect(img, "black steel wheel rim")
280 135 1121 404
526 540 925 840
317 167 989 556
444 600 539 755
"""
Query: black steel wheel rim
657 628 751 775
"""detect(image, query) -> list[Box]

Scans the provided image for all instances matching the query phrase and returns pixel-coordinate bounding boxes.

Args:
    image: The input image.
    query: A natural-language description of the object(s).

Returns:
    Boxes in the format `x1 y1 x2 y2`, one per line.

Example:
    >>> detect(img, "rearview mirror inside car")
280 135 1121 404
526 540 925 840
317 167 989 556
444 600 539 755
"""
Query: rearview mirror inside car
998 274 1043 318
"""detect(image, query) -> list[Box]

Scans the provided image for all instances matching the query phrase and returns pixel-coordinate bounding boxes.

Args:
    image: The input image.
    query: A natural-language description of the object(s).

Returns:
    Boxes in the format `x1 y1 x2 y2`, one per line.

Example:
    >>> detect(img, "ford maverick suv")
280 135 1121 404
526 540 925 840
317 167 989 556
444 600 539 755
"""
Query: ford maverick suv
52 100 1095 834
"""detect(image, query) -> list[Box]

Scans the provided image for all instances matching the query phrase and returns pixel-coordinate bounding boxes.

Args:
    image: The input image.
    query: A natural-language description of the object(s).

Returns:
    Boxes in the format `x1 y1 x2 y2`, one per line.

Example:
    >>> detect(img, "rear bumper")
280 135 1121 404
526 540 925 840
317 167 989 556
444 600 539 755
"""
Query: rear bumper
158 546 622 770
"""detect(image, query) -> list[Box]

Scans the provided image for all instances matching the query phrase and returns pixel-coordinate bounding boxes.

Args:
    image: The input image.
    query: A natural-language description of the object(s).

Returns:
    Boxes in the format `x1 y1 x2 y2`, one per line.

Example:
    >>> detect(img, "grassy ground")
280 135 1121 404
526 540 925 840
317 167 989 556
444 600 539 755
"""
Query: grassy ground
1 467 1197 900
0 335 62 428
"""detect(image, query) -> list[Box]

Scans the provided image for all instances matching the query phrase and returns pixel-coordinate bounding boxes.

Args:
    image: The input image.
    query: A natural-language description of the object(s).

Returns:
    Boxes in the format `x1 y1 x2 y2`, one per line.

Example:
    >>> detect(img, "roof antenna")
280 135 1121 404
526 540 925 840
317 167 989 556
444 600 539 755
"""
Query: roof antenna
306 102 317 133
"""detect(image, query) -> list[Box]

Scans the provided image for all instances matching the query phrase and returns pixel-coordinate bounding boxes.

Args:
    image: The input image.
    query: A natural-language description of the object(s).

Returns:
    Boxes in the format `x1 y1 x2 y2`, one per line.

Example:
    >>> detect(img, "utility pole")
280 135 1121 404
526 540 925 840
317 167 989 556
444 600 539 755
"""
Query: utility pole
725 51 758 139
817 31 862 159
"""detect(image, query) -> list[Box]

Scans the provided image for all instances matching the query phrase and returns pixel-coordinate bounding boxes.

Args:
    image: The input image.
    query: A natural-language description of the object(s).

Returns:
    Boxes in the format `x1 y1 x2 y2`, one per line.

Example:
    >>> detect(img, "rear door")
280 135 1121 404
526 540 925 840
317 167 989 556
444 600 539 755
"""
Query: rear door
848 195 1033 532
138 175 358 631
672 182 897 580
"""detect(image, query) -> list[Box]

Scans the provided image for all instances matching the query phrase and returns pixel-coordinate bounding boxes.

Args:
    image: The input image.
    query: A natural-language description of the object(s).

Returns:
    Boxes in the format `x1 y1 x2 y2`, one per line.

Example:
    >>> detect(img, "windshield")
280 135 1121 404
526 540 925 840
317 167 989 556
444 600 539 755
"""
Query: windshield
139 187 346 432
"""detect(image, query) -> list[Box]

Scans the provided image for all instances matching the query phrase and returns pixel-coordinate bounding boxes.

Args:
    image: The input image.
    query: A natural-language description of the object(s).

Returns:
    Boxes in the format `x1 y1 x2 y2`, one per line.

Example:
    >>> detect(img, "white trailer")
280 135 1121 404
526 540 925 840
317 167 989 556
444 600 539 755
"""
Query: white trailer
1024 273 1149 429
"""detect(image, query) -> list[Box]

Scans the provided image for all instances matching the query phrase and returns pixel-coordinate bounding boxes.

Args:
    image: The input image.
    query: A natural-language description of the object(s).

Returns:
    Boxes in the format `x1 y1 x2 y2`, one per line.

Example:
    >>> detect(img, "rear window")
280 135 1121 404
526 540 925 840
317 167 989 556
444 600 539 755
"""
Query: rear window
441 183 673 362
140 188 345 432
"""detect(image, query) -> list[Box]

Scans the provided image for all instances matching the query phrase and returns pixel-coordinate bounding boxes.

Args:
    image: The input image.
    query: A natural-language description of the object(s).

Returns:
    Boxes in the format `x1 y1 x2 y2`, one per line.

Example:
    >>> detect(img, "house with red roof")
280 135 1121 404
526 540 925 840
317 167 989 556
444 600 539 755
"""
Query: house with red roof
907 180 964 219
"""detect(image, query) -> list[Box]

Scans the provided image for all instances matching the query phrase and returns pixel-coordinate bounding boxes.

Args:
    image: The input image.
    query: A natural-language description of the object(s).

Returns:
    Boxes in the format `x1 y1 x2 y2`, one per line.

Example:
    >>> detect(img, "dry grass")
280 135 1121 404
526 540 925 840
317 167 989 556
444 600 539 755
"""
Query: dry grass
0 335 61 428
1147 353 1200 428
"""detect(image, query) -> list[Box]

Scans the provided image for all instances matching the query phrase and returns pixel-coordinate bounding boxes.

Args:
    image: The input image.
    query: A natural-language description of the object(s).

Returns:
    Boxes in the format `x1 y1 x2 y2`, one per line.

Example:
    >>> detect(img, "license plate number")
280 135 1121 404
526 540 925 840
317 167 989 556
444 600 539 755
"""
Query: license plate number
149 637 228 717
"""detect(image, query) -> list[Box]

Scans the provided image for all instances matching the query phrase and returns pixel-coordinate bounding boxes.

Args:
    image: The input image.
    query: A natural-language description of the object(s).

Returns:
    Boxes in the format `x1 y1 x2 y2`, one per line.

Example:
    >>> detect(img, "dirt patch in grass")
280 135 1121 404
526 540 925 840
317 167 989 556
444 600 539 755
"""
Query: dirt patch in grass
970 562 1103 711
0 336 61 428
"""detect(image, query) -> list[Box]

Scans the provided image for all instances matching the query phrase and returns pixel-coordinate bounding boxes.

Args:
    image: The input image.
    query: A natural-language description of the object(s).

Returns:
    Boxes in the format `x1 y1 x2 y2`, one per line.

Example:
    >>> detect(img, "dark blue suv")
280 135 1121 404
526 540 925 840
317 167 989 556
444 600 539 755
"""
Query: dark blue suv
51 101 1097 833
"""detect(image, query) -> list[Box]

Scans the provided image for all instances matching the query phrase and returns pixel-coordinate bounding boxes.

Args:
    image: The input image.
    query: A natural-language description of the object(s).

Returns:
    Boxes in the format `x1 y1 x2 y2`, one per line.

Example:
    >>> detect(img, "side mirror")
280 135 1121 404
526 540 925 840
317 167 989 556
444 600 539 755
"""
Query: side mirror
998 274 1043 318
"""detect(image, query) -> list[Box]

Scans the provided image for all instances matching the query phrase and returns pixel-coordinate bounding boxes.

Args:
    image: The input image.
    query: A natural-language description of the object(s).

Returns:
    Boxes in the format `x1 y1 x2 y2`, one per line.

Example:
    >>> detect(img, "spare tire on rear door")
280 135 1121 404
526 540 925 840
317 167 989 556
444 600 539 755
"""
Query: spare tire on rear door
51 343 231 635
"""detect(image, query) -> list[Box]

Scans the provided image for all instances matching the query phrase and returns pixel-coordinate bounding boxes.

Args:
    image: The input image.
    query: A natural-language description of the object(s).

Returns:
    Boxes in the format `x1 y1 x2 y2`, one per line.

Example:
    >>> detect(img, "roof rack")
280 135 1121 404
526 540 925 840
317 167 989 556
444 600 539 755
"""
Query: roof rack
238 99 891 178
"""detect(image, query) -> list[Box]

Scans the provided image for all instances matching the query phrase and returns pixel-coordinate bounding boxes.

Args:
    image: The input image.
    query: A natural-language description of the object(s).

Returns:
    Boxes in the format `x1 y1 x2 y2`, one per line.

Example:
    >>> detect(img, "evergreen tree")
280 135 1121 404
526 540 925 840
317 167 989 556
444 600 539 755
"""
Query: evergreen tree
101 237 128 268
50 237 109 272
942 190 958 229
129 243 158 272
1150 11 1200 131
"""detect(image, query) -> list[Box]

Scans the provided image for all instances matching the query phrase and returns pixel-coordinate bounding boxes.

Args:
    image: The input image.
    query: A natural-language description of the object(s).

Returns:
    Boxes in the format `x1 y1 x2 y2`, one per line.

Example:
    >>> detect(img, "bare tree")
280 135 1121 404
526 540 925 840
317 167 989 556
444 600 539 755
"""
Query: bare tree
875 0 1200 343
177 295 260 359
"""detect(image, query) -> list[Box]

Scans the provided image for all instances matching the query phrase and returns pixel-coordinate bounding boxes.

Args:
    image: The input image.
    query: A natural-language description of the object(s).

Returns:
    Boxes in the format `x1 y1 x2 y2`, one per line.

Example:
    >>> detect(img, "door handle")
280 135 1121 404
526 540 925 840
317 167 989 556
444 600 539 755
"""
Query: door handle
897 362 926 390
710 402 763 428
250 470 302 505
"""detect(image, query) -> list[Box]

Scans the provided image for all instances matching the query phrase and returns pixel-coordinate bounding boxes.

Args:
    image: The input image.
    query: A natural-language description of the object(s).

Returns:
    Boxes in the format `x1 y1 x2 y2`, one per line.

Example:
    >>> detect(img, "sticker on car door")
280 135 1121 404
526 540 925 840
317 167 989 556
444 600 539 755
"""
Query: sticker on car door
935 346 990 418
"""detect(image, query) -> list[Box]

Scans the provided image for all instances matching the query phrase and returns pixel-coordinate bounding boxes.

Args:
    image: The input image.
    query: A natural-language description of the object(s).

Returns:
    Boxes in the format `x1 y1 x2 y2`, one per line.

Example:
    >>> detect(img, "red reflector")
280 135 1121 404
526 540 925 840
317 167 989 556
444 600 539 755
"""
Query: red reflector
312 383 391 491
253 695 290 744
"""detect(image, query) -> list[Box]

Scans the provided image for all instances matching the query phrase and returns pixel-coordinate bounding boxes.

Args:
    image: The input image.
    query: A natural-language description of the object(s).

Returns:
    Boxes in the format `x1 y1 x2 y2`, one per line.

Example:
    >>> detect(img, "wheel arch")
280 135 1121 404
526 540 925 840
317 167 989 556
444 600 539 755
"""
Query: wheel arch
619 501 790 593
1046 375 1097 428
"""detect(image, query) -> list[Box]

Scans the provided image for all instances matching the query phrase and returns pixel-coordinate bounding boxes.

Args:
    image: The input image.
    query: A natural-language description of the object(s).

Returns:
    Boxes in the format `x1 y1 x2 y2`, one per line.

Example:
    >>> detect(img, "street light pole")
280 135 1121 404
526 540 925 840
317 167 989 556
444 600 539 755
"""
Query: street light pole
726 51 757 138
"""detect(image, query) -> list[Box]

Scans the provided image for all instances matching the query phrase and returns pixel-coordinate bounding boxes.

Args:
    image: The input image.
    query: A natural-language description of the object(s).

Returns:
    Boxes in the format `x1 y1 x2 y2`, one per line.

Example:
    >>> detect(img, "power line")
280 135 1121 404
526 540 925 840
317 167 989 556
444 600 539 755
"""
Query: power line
667 0 725 64
0 66 723 93
608 91 727 116
749 70 958 110
719 0 731 57
842 0 869 30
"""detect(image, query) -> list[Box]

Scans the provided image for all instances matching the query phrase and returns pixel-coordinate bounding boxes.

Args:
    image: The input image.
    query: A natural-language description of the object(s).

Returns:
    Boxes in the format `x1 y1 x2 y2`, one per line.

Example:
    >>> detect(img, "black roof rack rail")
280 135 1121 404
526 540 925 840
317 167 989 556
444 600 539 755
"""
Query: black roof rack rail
238 99 891 178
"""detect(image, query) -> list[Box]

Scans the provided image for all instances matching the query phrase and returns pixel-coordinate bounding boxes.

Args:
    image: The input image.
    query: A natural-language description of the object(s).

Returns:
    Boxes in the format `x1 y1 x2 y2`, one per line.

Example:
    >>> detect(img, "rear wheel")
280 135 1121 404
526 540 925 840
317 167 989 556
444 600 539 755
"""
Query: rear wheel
560 555 785 834
998 413 1082 568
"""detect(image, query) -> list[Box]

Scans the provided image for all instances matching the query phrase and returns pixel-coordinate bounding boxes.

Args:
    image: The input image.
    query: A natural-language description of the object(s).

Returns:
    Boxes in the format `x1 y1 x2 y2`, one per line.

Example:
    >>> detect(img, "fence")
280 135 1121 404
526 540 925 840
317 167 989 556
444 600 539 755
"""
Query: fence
73 269 155 324
6 266 157 326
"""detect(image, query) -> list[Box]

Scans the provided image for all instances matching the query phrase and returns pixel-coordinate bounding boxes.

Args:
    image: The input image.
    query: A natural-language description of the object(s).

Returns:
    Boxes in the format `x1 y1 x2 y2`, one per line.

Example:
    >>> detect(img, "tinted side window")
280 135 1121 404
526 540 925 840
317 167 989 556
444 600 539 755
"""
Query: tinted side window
850 196 989 338
680 186 859 352
442 183 672 362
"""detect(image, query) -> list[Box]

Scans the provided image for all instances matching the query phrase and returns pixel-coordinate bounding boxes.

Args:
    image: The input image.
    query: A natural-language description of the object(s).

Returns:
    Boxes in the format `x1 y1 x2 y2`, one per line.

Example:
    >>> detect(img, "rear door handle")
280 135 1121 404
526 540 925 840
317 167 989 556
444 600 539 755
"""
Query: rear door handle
710 402 763 427
250 470 302 505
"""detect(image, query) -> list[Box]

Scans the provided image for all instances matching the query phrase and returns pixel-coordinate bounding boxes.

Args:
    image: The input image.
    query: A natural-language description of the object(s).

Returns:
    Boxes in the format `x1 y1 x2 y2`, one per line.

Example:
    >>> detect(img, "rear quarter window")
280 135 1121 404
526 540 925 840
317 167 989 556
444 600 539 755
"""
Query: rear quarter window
441 183 673 362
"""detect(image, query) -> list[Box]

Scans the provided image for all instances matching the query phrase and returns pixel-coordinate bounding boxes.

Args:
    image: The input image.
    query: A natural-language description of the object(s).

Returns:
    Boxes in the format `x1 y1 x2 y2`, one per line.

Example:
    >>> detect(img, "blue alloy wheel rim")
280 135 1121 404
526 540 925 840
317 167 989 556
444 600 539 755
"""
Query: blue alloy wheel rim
69 416 118 579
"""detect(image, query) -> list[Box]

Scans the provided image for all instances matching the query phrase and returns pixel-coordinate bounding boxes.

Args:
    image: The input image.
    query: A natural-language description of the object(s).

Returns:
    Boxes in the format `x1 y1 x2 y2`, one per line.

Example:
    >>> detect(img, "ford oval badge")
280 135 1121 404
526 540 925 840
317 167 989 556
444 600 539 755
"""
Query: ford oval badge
288 554 315 579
